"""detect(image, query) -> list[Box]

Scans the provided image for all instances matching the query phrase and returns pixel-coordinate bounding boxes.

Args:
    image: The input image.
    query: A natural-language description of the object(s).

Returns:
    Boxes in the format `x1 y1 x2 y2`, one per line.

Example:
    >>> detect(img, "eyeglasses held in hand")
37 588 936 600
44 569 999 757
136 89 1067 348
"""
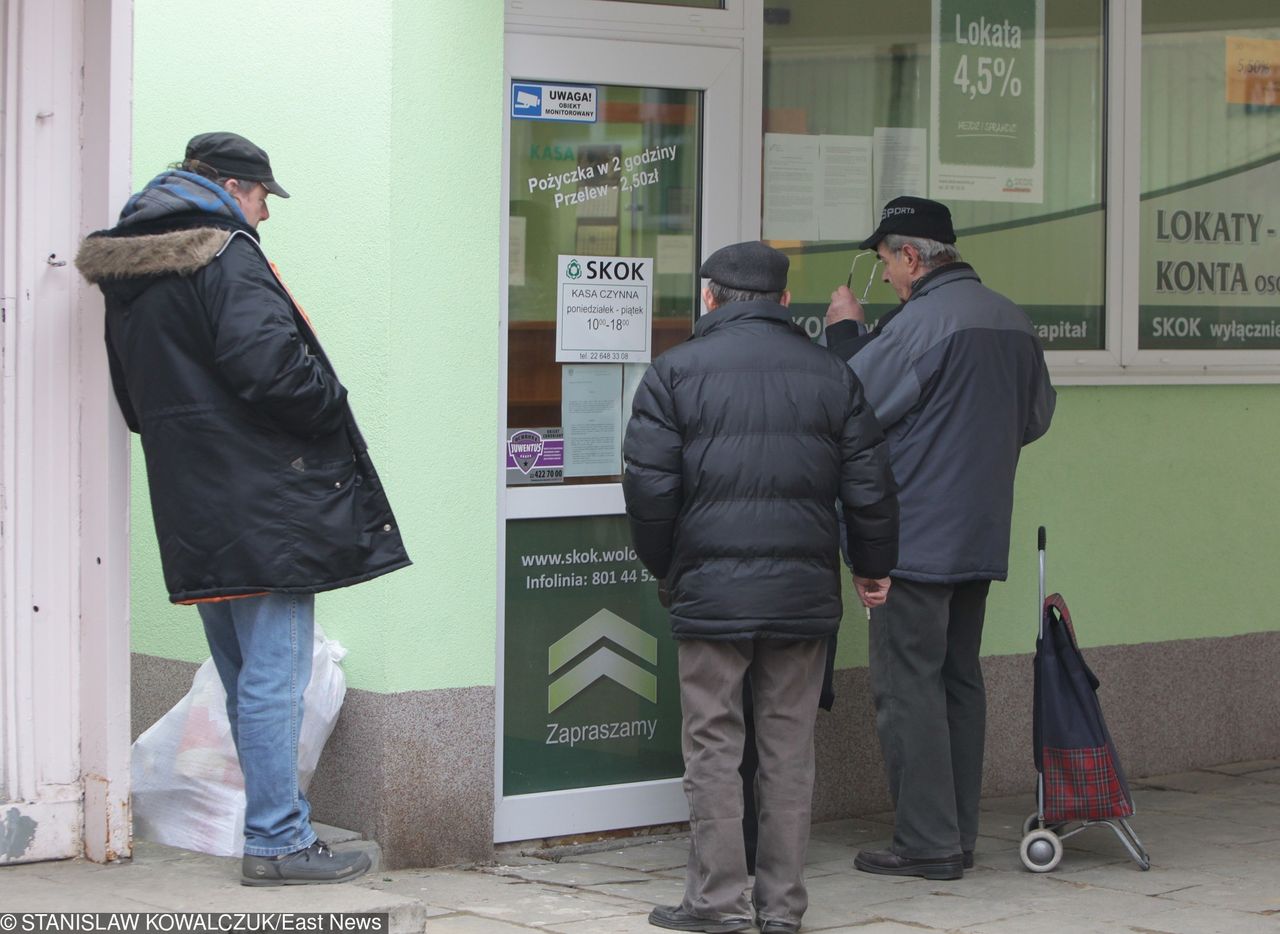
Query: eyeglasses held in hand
845 251 882 301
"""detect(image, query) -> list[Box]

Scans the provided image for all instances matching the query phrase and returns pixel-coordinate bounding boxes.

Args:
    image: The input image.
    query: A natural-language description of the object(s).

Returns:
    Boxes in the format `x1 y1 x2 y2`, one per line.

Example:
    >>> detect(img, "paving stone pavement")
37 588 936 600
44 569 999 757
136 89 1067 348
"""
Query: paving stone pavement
2 761 1279 932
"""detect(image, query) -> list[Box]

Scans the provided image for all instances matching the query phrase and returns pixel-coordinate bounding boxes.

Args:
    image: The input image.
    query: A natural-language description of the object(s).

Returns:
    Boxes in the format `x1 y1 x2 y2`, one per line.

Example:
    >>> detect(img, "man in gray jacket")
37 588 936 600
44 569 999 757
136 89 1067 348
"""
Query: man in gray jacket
825 197 1055 880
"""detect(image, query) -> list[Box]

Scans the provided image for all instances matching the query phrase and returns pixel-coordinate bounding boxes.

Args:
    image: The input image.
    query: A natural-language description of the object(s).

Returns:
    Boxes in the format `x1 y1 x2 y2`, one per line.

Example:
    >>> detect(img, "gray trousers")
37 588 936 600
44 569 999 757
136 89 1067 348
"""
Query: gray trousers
869 578 991 858
677 637 826 925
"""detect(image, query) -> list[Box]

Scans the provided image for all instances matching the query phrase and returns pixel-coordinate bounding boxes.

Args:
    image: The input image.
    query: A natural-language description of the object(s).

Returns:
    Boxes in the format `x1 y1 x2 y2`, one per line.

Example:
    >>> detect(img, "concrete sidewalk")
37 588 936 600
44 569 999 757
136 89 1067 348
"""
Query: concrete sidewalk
2 759 1279 932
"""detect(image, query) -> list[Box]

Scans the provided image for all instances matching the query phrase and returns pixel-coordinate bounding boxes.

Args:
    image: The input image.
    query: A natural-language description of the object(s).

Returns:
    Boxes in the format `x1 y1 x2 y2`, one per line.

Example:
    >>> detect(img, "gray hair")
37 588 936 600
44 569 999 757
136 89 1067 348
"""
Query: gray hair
707 281 784 306
882 233 961 269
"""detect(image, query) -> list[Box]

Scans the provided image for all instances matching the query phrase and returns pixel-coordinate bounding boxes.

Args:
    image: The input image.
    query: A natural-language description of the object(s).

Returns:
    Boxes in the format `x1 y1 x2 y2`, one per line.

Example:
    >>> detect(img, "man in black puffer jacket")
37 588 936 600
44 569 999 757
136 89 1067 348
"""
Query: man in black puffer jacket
623 241 898 934
76 133 410 886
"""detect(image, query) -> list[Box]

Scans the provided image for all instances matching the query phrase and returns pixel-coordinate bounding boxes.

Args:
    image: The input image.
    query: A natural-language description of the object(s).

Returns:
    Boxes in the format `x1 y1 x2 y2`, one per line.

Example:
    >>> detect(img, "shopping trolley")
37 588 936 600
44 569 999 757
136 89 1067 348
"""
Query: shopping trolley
1019 526 1150 872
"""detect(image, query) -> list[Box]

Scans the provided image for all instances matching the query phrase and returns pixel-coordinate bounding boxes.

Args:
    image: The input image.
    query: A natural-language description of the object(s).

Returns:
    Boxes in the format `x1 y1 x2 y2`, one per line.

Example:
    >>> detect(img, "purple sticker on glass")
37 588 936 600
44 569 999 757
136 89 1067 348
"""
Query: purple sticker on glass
506 428 565 484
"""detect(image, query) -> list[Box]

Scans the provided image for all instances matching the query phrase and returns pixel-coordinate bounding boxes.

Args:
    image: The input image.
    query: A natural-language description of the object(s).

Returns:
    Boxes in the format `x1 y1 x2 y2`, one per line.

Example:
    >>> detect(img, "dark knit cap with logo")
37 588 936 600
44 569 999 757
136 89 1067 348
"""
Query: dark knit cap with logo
184 132 291 198
858 196 955 250
698 240 789 292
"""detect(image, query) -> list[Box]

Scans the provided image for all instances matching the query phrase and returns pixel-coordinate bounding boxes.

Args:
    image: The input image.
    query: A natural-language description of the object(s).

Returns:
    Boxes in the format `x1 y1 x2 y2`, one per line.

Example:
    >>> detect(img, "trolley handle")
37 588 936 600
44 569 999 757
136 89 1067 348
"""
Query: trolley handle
1037 526 1047 639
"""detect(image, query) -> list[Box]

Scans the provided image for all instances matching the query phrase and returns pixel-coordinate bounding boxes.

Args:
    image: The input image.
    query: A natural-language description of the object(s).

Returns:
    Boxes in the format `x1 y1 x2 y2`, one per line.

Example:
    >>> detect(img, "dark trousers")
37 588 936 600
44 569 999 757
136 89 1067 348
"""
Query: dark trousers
869 578 991 858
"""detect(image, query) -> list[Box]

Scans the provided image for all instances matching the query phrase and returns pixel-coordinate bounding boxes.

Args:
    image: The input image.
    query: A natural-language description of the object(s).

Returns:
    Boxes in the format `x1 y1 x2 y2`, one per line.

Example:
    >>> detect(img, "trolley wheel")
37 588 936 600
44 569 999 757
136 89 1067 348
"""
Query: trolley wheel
1020 829 1064 873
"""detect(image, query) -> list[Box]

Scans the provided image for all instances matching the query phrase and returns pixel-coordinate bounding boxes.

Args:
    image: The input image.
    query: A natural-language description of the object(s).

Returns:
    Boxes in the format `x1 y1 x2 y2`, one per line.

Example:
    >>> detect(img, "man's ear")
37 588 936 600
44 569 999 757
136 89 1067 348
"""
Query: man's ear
779 289 791 308
701 286 717 312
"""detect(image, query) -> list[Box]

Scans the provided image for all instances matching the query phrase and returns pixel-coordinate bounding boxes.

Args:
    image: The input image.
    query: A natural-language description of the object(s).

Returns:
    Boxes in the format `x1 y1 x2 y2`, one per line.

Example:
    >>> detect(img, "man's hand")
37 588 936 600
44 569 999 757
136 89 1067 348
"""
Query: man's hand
853 575 891 608
826 285 867 326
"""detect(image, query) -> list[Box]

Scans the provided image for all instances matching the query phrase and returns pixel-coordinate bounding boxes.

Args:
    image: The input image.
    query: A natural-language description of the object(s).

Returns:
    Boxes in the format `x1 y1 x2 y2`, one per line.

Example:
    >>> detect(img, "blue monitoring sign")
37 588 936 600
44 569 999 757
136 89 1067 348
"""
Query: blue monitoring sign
511 82 598 123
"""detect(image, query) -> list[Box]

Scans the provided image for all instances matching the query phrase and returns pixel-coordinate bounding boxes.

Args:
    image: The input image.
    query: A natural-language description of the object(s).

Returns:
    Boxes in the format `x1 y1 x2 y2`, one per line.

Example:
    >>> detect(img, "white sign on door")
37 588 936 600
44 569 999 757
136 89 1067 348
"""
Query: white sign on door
556 255 653 363
512 83 598 123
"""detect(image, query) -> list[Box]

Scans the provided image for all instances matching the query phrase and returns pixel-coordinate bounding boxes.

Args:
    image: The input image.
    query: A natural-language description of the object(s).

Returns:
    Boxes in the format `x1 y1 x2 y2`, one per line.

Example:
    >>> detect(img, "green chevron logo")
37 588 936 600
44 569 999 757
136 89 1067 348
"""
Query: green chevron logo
547 608 658 712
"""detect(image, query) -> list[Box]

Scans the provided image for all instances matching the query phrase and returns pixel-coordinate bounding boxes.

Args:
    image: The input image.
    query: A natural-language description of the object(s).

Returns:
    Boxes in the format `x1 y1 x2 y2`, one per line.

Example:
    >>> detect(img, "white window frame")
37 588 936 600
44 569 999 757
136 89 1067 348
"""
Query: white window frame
1 0 131 865
1043 0 1129 383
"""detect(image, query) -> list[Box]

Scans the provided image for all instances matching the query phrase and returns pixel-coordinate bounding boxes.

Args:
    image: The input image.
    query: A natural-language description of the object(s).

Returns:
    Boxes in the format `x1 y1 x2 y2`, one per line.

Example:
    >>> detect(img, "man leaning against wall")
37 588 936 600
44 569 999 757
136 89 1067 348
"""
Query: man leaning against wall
76 132 411 886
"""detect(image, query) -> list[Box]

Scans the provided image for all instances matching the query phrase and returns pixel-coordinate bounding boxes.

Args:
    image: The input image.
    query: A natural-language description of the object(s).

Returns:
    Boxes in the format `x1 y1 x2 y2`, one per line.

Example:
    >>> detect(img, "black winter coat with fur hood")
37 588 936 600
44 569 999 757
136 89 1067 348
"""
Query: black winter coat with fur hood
76 171 410 603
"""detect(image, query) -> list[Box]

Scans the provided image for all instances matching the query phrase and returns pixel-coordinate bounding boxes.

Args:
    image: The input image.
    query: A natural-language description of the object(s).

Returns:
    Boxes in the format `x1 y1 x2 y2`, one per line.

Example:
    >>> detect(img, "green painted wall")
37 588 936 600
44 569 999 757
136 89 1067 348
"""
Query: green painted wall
130 0 502 693
834 384 1280 667
129 5 1278 694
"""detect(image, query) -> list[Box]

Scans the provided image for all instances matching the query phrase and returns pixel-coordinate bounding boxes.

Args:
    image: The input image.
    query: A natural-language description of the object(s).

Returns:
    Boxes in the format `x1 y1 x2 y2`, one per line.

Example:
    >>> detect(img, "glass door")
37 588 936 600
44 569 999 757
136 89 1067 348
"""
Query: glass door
497 33 744 842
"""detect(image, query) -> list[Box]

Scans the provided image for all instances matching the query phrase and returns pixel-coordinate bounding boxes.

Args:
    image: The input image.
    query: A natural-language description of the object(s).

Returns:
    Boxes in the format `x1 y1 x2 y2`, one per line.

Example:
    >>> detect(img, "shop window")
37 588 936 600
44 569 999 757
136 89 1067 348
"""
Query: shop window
761 2 1107 353
1138 1 1280 358
506 84 702 484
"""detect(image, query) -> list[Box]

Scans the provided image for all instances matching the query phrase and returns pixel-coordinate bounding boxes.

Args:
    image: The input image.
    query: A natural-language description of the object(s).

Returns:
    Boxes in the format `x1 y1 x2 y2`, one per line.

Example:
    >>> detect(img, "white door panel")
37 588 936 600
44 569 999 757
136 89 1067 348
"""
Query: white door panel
0 0 132 865
497 26 753 843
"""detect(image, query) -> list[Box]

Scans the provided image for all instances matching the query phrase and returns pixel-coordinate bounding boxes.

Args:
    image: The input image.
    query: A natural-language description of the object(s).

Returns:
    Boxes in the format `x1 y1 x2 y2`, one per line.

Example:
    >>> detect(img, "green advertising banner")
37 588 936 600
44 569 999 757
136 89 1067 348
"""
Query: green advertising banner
503 516 683 796
1140 157 1280 350
931 0 1044 203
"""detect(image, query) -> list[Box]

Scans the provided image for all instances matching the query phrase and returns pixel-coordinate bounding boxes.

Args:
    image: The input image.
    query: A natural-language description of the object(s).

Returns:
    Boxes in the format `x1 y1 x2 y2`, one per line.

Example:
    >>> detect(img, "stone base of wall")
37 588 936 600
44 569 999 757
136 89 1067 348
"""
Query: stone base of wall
133 629 1280 868
811 629 1280 820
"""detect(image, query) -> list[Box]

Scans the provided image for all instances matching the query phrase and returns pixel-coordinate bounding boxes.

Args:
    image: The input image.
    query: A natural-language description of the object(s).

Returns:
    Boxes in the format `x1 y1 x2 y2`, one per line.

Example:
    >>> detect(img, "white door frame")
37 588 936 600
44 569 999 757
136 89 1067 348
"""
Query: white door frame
495 18 759 843
0 0 132 864
78 0 134 865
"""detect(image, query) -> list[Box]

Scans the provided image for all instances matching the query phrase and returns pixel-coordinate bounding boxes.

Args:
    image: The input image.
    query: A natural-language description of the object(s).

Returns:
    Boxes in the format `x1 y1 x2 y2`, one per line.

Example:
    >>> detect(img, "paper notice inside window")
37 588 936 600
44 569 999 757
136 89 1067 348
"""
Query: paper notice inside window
764 133 874 242
656 234 695 276
562 364 623 477
819 135 873 242
874 127 927 211
763 133 821 241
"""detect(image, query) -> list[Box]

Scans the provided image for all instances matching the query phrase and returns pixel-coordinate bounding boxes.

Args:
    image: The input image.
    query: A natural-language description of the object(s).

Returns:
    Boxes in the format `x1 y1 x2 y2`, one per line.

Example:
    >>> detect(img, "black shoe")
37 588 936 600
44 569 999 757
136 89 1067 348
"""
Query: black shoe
647 905 753 933
963 850 974 869
854 848 963 881
241 840 371 886
755 917 800 934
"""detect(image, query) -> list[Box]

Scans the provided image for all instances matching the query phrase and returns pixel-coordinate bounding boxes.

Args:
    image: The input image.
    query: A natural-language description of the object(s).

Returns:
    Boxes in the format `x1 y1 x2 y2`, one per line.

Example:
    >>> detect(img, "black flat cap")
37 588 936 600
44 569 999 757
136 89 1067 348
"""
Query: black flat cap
185 132 290 198
699 241 788 292
858 196 955 250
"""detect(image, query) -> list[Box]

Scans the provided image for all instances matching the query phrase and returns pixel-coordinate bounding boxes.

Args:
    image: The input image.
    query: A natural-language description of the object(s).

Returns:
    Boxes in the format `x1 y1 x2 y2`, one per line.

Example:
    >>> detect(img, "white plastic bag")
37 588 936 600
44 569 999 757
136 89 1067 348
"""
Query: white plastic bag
131 625 348 857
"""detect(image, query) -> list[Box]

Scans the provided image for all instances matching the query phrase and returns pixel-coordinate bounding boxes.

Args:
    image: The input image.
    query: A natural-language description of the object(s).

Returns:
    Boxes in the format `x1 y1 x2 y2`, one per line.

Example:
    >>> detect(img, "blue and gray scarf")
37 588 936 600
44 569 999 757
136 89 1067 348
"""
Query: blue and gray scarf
117 170 247 229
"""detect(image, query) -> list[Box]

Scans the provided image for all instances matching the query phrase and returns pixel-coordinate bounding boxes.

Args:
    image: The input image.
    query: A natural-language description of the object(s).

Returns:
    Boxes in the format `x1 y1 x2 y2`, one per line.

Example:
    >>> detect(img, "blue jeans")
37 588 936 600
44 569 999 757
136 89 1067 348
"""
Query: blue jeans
198 592 318 857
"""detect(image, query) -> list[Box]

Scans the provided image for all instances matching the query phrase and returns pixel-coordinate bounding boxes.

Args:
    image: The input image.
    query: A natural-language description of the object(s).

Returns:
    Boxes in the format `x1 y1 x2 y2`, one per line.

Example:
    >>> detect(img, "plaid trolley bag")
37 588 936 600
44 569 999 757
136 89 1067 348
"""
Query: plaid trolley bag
1019 527 1150 872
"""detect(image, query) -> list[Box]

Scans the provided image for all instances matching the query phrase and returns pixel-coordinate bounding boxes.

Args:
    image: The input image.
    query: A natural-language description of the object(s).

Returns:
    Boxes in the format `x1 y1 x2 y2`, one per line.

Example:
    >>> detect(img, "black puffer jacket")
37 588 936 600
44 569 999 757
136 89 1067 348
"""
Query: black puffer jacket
622 300 898 640
76 171 410 603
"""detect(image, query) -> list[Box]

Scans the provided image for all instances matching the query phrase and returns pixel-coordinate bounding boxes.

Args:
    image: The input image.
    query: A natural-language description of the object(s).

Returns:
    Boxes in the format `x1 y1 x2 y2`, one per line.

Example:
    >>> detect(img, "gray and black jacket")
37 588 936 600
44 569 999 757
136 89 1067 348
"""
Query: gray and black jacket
623 299 899 640
76 171 410 603
835 263 1055 583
